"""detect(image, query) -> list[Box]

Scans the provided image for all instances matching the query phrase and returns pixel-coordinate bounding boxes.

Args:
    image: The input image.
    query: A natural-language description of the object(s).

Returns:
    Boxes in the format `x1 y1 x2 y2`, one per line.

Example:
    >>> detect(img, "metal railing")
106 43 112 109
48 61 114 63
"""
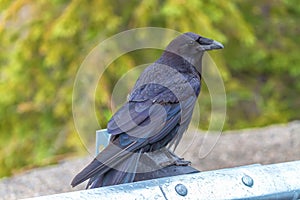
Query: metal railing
27 160 300 199
25 129 300 200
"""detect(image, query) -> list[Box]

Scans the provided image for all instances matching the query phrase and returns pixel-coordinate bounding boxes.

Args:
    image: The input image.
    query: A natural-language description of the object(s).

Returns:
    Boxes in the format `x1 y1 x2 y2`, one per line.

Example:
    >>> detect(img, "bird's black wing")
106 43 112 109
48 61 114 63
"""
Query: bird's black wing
71 69 200 188
71 98 193 187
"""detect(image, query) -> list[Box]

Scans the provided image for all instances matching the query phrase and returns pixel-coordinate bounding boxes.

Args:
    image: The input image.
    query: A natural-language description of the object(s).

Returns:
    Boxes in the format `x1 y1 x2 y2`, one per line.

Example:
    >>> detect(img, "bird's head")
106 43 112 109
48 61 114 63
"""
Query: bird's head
165 32 224 70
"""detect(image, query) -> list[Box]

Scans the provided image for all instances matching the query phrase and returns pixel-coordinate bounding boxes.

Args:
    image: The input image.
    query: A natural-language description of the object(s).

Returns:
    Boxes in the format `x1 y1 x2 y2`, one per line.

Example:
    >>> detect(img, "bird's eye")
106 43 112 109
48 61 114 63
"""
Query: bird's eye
188 40 195 45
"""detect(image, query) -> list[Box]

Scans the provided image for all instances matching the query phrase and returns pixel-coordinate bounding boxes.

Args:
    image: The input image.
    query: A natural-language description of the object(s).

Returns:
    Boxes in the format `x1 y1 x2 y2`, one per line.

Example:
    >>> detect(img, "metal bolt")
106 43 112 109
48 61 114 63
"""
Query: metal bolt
242 175 254 187
175 183 188 196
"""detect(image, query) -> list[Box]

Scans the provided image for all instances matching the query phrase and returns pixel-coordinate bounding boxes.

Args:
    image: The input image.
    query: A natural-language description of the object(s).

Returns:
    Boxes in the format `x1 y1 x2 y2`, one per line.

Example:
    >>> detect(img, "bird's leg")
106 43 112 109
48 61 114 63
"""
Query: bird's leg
163 148 191 166
166 149 185 160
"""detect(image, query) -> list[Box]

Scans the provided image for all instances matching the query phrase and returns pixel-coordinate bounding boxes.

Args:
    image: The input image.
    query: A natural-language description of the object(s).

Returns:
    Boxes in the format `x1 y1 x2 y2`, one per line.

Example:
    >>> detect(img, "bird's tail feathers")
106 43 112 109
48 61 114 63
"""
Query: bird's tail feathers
71 141 139 187
88 149 142 188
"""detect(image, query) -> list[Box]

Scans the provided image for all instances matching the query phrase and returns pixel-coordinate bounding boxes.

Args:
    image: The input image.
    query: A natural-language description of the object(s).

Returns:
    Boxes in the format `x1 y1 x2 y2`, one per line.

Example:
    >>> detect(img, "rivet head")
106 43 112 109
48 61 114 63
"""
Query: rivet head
242 175 254 187
175 183 188 196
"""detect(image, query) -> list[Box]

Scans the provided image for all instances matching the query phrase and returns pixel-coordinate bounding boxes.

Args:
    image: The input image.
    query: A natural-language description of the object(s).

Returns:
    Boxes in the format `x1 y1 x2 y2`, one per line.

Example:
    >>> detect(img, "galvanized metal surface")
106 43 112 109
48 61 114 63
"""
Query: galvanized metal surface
26 160 300 200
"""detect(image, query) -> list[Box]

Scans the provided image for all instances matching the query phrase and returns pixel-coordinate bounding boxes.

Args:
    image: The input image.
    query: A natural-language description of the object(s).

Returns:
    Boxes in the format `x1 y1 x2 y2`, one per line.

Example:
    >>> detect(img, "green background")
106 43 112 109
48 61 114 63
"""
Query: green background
0 0 299 178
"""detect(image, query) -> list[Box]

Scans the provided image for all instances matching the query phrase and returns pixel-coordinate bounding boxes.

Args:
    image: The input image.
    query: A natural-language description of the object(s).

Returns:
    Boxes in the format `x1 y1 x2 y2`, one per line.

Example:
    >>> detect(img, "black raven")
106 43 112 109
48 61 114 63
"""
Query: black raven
71 32 223 188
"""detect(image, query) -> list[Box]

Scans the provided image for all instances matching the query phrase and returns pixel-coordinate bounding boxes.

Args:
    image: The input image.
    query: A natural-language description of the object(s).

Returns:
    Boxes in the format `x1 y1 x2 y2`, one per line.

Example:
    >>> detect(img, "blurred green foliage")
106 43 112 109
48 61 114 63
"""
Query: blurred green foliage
0 0 299 177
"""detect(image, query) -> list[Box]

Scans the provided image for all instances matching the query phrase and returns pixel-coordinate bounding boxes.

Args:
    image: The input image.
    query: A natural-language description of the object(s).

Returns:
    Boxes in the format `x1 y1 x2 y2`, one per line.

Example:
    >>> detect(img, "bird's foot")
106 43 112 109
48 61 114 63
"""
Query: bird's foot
173 159 191 166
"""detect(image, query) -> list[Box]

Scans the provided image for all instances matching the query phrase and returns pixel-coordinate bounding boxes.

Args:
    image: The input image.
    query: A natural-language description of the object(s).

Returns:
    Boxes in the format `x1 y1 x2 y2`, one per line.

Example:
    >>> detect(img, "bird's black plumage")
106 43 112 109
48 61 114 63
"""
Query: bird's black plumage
71 32 223 188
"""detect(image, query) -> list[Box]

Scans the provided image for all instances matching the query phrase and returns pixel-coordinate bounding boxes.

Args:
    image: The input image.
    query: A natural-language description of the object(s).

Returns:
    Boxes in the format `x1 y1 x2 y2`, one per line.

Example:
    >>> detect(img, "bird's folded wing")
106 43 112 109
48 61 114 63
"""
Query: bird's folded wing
71 101 182 187
72 89 197 187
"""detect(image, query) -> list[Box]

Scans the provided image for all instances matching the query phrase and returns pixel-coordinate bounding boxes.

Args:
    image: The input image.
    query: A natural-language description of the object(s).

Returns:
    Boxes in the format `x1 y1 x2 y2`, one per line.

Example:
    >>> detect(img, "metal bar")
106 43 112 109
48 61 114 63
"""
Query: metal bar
26 160 300 200
95 129 110 155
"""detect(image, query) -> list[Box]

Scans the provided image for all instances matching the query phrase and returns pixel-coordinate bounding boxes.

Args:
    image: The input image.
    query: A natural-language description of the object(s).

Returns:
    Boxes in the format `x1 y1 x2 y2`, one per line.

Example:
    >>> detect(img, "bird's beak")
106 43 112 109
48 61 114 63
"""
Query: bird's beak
198 40 224 51
202 40 224 51
209 40 224 50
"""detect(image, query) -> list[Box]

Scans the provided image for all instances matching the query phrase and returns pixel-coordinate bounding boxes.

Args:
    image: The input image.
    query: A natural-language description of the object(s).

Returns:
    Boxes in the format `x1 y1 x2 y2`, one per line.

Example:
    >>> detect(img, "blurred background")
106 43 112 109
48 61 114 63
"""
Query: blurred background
0 0 299 178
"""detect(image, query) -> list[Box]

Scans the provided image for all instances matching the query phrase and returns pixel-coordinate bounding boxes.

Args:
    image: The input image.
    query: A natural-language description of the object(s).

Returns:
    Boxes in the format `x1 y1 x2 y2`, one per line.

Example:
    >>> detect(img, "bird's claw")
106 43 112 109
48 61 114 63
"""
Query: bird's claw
173 159 191 166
